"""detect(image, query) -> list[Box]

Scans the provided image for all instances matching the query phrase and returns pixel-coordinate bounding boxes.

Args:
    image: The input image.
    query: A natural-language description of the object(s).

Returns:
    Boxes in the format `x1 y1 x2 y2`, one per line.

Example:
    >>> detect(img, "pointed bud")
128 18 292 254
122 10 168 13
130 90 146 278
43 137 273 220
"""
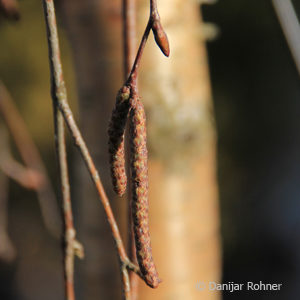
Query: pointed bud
152 20 170 57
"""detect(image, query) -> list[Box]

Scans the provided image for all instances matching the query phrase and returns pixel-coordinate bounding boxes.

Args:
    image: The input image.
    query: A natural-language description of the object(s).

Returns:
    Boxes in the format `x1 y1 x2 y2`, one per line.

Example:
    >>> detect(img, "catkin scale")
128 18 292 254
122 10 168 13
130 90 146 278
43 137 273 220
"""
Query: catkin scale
108 86 131 196
129 97 161 288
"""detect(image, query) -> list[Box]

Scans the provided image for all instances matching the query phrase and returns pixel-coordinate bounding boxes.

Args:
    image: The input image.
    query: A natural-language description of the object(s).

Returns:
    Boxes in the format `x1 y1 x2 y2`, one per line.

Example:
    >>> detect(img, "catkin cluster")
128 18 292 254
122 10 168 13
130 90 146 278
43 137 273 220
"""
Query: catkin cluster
108 89 161 288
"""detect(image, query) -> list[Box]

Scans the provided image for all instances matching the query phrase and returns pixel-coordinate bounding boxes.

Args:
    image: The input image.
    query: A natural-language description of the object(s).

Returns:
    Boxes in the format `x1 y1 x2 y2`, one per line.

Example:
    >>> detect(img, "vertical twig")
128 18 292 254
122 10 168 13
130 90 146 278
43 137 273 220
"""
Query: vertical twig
126 0 169 90
123 0 140 299
41 3 84 300
41 1 142 299
0 127 16 263
123 0 136 77
0 81 61 237
54 104 83 300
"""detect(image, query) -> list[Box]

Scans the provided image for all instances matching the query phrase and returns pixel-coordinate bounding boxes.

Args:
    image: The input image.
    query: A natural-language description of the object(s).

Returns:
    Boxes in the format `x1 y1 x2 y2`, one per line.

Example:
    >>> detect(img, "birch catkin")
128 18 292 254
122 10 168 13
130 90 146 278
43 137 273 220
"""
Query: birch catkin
129 96 161 288
108 86 131 196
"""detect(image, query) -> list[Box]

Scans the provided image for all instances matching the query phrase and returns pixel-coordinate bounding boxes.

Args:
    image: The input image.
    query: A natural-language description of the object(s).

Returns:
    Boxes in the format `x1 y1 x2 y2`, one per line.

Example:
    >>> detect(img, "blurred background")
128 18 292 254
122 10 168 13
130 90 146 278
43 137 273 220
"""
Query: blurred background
0 0 300 299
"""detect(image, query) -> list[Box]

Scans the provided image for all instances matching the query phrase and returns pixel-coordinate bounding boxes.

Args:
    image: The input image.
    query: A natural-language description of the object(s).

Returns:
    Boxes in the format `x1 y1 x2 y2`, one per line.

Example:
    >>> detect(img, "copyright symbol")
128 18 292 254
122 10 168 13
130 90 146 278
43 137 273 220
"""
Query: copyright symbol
196 281 205 291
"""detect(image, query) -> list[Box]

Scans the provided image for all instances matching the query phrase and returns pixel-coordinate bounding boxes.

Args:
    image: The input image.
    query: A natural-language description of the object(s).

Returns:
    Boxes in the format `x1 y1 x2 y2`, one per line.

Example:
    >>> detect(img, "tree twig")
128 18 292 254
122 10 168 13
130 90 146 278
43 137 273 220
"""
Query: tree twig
41 2 84 300
123 0 140 298
0 81 61 237
123 0 136 77
0 127 16 263
126 0 169 91
54 103 84 300
0 155 42 190
41 1 142 299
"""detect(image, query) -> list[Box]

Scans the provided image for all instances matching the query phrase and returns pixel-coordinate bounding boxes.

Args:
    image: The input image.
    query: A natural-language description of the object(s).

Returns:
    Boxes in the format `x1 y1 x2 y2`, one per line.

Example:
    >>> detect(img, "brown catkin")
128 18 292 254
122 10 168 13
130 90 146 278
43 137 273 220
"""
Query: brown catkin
108 86 131 196
129 97 161 288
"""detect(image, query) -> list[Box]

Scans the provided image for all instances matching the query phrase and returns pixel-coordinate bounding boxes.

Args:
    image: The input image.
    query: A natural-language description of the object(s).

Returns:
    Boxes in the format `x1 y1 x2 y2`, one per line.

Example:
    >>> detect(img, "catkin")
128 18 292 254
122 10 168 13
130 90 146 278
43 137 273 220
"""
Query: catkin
108 86 131 196
129 97 161 288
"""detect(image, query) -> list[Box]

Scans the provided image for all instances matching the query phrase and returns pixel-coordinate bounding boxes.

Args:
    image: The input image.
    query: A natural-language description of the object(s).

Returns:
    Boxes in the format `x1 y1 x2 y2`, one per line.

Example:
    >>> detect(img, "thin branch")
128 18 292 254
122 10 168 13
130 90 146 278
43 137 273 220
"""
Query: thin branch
58 97 138 298
127 20 152 89
0 81 61 237
0 156 42 190
41 1 142 299
126 0 169 90
123 0 136 77
54 104 84 300
41 2 84 300
272 0 300 77
0 127 16 263
123 0 140 299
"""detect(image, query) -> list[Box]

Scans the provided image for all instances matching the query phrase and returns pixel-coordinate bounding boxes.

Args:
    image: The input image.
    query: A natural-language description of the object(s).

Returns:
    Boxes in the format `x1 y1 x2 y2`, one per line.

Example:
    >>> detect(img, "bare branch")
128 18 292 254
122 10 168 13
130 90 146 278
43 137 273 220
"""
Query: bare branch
41 2 85 300
41 1 142 299
0 127 16 263
123 0 137 77
122 0 141 298
127 0 169 90
54 103 84 300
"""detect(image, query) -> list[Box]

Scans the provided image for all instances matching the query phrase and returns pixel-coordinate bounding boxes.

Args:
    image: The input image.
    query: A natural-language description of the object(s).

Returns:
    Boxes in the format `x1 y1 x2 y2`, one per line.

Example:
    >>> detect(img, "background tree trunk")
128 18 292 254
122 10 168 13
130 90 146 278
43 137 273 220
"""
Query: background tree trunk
136 1 221 299
61 0 221 299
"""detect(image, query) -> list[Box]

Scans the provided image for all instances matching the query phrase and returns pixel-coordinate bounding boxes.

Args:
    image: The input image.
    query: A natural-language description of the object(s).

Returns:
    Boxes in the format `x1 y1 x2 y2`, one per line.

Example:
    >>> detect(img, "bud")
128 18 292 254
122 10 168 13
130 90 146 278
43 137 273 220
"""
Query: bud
108 86 131 196
129 97 161 288
152 19 170 57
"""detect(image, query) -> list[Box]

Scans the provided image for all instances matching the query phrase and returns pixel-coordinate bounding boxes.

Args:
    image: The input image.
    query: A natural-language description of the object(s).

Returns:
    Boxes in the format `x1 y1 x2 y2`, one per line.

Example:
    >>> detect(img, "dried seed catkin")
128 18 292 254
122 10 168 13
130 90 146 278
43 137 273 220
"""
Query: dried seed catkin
108 86 131 196
129 97 161 288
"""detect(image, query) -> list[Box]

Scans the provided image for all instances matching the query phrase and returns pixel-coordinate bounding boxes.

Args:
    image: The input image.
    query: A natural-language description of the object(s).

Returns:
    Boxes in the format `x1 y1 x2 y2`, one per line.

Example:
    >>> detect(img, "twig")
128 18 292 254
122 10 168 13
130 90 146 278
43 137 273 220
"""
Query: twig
127 21 152 89
272 0 300 77
41 1 142 299
123 0 136 77
0 81 61 237
0 155 42 190
123 0 140 298
41 2 84 300
0 127 16 263
126 0 169 91
54 103 84 300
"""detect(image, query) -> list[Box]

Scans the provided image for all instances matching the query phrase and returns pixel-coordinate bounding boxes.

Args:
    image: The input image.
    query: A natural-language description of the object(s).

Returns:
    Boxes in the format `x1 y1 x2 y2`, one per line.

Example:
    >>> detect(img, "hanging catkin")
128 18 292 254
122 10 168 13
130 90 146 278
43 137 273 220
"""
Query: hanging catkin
108 86 131 196
129 96 161 288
